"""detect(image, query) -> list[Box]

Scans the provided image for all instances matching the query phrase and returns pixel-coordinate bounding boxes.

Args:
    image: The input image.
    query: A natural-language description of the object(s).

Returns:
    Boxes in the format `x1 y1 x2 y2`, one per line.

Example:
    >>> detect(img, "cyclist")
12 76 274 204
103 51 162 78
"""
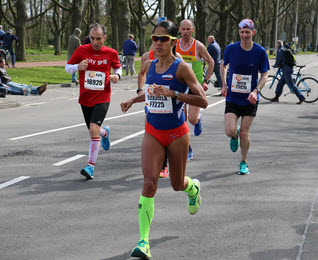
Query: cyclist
121 20 207 259
220 19 269 175
270 40 305 104
176 19 214 161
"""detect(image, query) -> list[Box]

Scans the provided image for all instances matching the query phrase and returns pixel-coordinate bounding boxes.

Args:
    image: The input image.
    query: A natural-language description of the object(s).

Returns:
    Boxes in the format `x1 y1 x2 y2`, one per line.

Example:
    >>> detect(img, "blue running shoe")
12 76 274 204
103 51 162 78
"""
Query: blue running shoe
187 146 193 161
80 165 94 179
194 113 203 136
230 126 240 152
101 126 110 150
131 239 151 259
238 161 250 175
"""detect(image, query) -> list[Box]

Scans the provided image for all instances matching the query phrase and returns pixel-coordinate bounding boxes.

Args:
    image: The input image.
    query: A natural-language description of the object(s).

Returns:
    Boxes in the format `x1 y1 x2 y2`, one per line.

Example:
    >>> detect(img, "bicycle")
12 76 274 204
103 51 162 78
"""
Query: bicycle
260 65 318 103
0 47 11 67
118 51 126 71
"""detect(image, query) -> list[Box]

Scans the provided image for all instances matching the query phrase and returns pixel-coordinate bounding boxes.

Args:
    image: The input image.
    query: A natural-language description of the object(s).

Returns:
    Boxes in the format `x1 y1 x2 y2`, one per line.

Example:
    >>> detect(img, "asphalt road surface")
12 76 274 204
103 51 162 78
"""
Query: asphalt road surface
1 54 318 260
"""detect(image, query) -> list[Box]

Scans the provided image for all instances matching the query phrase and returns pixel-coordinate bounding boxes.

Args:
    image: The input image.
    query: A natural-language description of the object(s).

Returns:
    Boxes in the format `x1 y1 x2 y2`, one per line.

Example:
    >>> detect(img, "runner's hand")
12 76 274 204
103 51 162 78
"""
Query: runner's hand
247 91 258 105
221 86 228 97
202 82 208 91
120 101 133 113
153 83 172 97
109 74 119 83
78 60 88 71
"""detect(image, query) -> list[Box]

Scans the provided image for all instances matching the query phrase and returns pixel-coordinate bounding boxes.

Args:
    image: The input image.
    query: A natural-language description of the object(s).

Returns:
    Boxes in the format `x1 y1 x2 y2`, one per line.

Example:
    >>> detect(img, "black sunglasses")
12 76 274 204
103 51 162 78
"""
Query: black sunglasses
152 35 177 42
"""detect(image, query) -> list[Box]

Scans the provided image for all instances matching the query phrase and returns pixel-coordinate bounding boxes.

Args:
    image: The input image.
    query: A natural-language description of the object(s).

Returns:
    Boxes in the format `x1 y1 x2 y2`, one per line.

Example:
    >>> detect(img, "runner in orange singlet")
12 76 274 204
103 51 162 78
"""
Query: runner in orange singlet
176 19 214 161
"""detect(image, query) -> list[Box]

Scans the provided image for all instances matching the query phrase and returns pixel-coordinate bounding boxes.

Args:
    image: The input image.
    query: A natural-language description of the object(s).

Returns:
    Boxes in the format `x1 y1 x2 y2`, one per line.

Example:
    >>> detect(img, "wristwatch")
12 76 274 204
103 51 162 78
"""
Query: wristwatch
174 90 180 98
136 88 143 94
256 87 261 94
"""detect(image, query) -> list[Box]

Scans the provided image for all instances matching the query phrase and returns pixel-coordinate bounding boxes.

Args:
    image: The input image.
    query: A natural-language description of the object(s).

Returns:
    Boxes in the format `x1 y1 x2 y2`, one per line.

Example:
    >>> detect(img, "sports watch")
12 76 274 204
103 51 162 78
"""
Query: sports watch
174 90 180 98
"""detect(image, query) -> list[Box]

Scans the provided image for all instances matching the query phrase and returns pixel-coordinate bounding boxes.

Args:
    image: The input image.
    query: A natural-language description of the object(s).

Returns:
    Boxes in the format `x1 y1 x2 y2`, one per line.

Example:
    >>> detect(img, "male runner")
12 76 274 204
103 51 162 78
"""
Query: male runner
65 23 122 179
176 19 214 160
220 19 269 175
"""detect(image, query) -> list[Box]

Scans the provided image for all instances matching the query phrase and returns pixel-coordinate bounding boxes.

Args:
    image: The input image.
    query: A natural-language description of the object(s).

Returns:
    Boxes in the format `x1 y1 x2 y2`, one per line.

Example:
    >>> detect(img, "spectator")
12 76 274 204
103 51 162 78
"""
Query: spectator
0 25 5 48
270 40 305 104
68 28 82 85
82 35 91 45
0 29 18 68
123 34 138 76
0 57 47 97
207 35 222 88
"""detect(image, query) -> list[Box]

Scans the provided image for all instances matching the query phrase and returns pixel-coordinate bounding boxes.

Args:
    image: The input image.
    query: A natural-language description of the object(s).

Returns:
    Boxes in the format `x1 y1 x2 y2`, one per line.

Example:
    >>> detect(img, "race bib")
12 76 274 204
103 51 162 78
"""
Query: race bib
231 73 252 93
145 84 173 114
84 71 105 90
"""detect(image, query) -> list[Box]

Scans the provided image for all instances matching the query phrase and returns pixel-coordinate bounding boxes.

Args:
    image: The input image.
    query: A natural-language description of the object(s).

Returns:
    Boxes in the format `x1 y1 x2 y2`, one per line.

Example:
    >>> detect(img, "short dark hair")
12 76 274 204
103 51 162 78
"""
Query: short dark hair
88 23 106 36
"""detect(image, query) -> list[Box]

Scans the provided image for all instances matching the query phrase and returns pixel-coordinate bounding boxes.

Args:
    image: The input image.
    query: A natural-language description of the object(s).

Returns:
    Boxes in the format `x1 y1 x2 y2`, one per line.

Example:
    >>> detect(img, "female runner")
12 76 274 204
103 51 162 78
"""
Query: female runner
120 20 208 259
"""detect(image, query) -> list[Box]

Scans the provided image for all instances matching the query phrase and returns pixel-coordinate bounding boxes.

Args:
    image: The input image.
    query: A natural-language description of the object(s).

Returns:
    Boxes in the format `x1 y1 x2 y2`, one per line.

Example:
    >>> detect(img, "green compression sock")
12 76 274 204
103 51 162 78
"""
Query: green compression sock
183 176 197 197
138 195 154 242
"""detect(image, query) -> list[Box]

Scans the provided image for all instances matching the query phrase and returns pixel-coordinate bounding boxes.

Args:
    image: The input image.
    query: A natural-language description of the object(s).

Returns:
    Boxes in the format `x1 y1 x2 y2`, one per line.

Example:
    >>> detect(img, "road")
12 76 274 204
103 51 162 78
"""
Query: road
1 54 318 260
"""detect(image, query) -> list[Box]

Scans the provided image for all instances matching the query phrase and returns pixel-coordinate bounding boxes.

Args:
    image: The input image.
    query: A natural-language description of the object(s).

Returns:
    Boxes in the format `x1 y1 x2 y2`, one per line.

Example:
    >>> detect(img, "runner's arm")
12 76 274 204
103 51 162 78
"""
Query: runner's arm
220 60 228 97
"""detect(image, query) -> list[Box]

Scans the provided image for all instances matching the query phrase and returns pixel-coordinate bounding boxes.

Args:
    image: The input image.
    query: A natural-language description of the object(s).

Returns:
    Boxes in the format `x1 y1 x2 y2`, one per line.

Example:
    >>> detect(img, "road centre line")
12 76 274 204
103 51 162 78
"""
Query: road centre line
8 110 145 141
53 154 86 166
0 176 30 190
52 100 225 166
53 130 145 166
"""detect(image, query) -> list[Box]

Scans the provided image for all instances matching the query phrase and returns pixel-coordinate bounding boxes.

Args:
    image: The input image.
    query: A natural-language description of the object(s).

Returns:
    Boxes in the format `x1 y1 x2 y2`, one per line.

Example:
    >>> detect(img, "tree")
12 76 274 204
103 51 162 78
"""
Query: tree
208 0 240 52
128 0 159 55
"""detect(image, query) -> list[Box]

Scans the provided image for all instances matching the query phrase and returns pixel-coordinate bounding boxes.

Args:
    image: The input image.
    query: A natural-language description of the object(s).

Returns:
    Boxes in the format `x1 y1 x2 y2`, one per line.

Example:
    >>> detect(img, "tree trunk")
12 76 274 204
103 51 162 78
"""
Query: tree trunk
54 31 62 55
118 0 130 52
195 0 207 44
71 0 83 32
111 0 119 51
15 0 27 61
165 0 176 22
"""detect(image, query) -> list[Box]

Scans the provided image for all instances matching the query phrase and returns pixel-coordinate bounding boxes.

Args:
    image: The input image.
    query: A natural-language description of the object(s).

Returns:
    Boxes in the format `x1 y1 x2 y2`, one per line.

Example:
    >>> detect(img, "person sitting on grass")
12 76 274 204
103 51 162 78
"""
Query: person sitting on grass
0 57 47 97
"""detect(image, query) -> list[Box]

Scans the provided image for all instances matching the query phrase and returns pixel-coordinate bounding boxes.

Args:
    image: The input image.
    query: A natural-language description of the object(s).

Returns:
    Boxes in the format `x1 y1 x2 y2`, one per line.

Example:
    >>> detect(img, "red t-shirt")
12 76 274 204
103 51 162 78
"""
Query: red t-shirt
68 44 121 107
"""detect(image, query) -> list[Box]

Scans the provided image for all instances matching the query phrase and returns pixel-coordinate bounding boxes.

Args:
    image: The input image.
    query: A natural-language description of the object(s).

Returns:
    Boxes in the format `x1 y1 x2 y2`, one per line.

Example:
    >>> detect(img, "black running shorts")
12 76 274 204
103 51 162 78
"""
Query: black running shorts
81 102 110 129
225 101 258 118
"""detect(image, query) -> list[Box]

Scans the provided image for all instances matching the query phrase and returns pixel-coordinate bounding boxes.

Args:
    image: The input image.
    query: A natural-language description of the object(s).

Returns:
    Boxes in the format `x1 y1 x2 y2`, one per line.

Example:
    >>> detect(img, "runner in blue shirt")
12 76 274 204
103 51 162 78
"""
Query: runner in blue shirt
220 19 269 175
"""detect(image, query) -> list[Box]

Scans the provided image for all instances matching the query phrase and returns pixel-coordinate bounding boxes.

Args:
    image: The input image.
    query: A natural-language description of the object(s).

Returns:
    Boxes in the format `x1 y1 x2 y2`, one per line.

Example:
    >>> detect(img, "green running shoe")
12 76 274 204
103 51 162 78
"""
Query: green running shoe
230 126 240 152
188 179 201 215
131 239 151 259
238 161 250 175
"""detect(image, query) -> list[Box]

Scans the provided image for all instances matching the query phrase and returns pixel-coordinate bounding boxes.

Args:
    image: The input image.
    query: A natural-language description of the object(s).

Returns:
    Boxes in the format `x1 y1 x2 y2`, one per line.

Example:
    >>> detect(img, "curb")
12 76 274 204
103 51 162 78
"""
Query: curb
0 75 138 110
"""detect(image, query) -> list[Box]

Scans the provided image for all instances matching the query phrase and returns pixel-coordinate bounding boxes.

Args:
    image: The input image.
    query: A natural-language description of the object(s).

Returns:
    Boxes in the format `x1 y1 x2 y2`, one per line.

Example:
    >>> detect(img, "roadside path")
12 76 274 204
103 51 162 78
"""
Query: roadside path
14 57 142 68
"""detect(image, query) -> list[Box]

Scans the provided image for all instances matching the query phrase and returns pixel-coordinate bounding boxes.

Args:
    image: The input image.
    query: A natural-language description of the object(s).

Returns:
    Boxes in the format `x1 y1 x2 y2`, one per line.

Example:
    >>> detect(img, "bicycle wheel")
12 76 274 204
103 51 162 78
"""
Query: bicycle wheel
260 75 278 100
298 77 318 103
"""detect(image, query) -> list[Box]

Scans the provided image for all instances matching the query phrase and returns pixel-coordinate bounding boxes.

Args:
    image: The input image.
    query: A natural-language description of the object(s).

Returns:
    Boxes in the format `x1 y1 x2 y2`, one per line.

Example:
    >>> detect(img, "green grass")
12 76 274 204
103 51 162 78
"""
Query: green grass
7 66 72 86
8 60 142 86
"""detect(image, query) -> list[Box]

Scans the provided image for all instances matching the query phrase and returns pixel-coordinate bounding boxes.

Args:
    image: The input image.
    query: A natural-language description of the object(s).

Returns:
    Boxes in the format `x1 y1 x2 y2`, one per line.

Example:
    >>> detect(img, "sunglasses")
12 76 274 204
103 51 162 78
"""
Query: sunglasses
152 35 177 42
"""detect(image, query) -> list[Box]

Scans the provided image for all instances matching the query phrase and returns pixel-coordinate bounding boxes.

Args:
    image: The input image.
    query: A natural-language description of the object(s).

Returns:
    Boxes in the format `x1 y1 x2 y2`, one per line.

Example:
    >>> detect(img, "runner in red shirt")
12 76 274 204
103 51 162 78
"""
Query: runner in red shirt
65 23 122 180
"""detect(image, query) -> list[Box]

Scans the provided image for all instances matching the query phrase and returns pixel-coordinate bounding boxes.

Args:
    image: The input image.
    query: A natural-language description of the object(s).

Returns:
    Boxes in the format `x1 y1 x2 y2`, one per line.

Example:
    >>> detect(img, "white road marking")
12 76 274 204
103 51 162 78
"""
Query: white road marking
53 130 145 166
296 184 318 260
9 110 144 141
25 102 46 106
53 154 86 166
0 176 30 190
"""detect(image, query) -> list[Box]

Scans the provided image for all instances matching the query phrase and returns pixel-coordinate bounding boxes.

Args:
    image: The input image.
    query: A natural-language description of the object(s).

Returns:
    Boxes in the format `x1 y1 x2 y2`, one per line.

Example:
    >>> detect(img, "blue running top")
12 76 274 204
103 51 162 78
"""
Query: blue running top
145 58 189 130
223 41 269 106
